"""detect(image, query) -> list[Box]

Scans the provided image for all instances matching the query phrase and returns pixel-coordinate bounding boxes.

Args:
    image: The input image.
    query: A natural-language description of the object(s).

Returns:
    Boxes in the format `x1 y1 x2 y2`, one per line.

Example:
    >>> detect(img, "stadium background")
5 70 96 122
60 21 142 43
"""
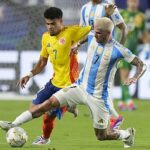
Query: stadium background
0 0 150 100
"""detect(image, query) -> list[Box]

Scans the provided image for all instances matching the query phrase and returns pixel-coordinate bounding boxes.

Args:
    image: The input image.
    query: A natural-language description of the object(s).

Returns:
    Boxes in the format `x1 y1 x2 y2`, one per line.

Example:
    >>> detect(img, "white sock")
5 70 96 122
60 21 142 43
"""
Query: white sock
12 110 33 126
118 130 130 140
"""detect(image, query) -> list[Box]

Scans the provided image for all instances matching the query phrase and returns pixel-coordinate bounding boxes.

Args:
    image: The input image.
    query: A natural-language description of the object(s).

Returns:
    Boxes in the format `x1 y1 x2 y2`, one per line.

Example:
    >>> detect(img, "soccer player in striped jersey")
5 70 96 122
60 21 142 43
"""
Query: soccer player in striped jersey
0 7 91 145
78 0 127 130
80 0 126 44
0 18 146 148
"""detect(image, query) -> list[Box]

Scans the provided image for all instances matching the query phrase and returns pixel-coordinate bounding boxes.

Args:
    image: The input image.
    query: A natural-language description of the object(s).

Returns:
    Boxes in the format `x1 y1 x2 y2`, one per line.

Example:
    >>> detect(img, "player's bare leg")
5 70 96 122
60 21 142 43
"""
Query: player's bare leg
95 128 119 140
94 127 135 148
0 96 60 131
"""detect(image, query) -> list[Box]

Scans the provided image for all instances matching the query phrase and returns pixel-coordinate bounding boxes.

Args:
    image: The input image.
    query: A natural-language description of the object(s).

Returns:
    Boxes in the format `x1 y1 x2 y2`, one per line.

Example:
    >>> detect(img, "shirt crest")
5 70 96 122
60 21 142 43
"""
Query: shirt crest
59 38 66 45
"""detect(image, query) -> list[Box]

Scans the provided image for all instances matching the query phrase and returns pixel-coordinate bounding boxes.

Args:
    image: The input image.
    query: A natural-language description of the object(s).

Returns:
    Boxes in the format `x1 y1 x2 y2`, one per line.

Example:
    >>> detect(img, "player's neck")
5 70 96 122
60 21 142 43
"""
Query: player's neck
60 26 64 33
99 41 108 45
99 37 112 45
55 26 64 36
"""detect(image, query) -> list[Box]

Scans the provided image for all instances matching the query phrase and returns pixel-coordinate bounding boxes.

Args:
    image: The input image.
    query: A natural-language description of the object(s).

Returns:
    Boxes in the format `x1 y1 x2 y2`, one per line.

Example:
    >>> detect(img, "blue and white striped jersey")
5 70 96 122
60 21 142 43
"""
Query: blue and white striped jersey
80 1 124 27
77 33 135 109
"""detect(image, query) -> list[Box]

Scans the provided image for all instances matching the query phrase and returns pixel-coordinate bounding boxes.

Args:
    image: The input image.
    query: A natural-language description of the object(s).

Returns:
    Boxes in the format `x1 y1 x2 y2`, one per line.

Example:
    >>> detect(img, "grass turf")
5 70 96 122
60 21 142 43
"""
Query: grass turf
0 100 150 150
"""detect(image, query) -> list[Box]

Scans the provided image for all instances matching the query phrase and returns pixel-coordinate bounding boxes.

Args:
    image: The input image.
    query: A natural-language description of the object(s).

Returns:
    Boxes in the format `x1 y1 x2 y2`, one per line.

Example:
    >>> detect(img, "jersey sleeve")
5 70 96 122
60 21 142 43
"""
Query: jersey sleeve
110 8 124 26
40 34 49 58
118 44 136 63
71 25 91 43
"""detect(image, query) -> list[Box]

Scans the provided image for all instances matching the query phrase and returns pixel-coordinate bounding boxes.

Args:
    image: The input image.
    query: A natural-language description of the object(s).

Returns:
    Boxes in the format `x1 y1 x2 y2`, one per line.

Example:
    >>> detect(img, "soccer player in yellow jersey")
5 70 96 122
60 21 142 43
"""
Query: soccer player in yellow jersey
10 7 91 145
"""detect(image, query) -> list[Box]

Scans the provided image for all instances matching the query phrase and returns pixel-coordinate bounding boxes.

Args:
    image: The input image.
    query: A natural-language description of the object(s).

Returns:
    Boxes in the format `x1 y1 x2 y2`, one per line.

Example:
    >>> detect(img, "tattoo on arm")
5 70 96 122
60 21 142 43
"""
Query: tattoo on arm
131 57 147 80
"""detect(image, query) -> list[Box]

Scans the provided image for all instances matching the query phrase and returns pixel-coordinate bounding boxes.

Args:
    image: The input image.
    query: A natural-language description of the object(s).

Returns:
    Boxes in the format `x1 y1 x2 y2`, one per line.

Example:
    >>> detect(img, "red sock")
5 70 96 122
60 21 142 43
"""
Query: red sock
42 113 55 139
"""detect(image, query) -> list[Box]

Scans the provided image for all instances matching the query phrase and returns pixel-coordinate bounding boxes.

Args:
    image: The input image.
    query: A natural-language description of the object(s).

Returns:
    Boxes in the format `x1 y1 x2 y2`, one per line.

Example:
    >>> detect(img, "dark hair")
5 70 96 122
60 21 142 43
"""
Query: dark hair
44 7 63 20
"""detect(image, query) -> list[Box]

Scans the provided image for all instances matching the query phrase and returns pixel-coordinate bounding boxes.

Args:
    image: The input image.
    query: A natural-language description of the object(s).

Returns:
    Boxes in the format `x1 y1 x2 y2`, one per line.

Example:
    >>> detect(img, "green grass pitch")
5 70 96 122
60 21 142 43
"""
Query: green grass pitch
0 100 150 150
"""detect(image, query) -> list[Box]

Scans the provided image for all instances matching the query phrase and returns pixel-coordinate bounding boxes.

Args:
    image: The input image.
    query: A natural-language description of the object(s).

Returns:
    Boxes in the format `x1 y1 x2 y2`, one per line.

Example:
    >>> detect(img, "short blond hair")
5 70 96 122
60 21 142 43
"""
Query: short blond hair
94 17 114 32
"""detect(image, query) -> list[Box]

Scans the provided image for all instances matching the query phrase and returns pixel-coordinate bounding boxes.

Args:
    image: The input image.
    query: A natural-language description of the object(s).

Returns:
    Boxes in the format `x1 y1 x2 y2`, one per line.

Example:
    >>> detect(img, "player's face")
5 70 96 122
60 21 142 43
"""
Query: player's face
94 27 111 44
127 0 139 10
92 0 102 4
45 18 63 36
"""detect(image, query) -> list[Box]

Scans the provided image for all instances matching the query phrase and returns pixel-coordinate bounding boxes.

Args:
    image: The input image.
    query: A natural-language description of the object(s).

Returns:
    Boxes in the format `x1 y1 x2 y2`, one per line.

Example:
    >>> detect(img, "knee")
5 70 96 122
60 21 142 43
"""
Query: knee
49 96 60 108
28 105 42 118
38 97 58 112
30 97 60 118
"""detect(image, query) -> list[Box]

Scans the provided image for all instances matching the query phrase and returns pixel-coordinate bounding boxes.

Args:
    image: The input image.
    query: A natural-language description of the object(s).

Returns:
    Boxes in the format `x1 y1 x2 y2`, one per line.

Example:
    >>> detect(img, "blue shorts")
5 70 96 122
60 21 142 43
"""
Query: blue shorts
32 81 64 119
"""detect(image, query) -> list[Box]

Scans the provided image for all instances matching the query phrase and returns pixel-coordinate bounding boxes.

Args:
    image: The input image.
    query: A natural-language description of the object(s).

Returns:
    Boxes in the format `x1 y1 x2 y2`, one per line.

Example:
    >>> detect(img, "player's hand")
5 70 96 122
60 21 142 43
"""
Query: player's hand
105 4 116 17
17 76 30 89
123 77 137 86
71 45 79 54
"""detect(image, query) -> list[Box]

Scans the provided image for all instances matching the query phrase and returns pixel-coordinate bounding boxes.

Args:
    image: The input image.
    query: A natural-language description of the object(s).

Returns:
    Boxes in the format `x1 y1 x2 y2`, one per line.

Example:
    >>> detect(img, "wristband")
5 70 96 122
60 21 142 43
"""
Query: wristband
77 42 81 47
27 72 34 78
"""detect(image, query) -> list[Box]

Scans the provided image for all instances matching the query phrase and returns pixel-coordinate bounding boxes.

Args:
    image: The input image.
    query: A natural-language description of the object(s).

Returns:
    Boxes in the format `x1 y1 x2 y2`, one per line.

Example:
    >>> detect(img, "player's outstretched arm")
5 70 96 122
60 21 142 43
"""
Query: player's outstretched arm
17 56 48 88
124 57 147 86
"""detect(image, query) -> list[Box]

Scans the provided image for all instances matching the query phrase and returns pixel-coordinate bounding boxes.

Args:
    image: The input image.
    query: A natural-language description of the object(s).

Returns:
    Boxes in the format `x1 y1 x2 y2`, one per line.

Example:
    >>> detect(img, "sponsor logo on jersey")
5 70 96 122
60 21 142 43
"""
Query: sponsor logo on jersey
91 44 96 50
47 43 51 47
59 38 66 45
104 50 111 60
97 47 103 54
98 118 104 124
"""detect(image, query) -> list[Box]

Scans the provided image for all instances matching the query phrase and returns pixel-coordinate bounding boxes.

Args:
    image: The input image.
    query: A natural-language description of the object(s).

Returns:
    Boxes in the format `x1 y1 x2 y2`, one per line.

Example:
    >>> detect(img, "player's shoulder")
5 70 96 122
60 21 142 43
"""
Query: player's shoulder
63 25 91 35
66 24 90 30
62 25 79 34
65 25 80 30
42 31 49 36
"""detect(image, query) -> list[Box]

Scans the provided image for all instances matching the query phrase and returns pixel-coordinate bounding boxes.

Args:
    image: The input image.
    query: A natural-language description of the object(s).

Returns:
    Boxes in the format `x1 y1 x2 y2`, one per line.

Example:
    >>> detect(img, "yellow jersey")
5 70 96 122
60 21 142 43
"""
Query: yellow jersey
40 25 91 88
